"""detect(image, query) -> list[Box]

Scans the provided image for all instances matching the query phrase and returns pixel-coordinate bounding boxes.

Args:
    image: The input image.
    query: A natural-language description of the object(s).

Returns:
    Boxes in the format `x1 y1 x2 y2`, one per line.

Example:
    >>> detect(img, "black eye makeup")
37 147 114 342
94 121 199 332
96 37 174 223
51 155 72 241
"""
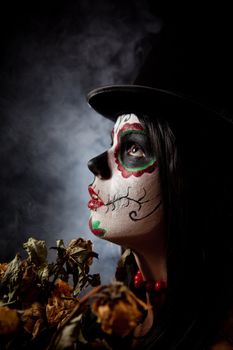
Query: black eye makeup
119 131 156 171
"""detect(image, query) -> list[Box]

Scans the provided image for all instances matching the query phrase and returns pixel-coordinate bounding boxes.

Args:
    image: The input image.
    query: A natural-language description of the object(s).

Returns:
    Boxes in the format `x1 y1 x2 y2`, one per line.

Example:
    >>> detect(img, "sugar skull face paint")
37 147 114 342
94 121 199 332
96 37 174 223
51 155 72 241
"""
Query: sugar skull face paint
87 114 163 247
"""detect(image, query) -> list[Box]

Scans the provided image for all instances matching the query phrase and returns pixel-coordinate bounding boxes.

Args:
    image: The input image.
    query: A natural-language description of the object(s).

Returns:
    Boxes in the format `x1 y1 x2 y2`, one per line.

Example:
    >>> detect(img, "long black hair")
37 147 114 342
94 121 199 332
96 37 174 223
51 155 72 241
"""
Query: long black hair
126 112 233 349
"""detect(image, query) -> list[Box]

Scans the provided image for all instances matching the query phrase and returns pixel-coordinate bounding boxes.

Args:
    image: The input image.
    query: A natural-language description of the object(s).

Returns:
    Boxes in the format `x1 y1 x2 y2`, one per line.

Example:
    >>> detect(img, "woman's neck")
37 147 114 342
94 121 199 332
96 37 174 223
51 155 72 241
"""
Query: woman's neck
133 250 167 282
131 226 167 345
131 223 167 282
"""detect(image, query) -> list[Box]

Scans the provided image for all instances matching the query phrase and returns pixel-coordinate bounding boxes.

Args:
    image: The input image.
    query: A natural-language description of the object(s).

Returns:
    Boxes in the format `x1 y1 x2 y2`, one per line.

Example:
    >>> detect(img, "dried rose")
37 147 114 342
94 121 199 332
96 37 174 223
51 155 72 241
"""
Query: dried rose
66 238 96 267
46 296 78 327
21 302 45 338
46 280 78 327
91 282 149 337
67 238 93 251
0 306 20 334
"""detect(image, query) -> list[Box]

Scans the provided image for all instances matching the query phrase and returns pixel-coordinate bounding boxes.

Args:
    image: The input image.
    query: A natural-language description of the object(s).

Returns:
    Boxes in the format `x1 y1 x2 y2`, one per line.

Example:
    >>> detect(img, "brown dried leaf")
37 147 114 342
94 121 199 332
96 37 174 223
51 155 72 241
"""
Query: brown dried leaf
37 263 50 284
0 254 23 302
23 237 47 265
0 306 20 334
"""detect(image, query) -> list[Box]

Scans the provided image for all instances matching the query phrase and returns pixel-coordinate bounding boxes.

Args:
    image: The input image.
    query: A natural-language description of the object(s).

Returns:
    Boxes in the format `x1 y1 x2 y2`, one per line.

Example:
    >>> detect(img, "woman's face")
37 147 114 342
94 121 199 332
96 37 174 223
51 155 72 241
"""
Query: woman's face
87 113 164 247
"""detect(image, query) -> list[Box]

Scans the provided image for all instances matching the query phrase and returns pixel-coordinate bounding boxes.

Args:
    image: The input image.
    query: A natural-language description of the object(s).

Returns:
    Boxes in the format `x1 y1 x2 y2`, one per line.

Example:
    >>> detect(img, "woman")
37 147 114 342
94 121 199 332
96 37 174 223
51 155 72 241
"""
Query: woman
86 84 233 349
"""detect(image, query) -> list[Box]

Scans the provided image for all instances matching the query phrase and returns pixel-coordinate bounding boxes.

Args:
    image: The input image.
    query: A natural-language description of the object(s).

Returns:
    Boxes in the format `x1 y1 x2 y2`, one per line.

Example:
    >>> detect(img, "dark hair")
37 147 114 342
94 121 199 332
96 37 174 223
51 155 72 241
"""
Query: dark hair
127 113 233 349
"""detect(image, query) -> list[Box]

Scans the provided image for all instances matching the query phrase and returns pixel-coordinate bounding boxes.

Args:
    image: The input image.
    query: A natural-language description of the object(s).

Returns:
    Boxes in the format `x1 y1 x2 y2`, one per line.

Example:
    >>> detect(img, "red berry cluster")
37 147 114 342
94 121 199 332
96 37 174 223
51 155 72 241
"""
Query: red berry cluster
134 270 167 293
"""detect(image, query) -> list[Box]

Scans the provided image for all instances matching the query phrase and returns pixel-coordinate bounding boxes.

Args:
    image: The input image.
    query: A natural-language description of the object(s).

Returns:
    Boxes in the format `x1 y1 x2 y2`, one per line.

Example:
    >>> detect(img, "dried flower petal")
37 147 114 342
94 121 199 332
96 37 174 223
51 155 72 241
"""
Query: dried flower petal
0 263 8 281
46 297 78 327
53 279 73 298
46 280 78 327
0 306 20 334
21 302 45 338
91 282 149 337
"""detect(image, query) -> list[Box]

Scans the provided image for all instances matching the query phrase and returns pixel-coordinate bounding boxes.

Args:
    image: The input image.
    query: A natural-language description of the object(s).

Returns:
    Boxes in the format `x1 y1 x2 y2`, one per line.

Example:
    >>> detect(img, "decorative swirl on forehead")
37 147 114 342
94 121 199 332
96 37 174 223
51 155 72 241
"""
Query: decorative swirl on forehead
114 114 134 134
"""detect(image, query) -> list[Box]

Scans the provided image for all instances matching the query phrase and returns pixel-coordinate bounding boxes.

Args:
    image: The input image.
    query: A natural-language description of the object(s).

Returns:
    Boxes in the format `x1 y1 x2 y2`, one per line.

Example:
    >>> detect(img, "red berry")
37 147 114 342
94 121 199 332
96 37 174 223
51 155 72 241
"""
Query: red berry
134 270 144 288
155 280 167 292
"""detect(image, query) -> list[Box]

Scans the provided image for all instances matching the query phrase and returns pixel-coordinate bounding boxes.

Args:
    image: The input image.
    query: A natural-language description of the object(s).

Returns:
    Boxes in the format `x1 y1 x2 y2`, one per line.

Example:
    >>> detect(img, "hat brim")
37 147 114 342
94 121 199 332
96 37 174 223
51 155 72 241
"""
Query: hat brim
87 85 222 123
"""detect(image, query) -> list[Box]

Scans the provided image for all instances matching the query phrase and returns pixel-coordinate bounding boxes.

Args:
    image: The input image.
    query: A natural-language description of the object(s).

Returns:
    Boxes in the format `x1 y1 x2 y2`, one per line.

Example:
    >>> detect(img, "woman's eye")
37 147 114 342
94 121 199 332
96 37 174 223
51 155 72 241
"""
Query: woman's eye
127 144 145 157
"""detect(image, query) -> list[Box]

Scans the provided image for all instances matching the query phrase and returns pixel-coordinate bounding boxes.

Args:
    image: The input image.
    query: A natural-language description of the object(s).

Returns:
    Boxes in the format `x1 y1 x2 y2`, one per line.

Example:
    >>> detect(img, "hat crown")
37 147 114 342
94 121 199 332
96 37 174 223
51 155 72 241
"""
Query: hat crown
87 8 233 124
134 16 231 115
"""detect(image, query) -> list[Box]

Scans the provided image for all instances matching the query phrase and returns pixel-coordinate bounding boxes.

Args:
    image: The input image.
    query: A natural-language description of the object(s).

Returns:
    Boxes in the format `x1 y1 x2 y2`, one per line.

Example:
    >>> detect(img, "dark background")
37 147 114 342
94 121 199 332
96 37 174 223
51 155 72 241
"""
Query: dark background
0 1 232 282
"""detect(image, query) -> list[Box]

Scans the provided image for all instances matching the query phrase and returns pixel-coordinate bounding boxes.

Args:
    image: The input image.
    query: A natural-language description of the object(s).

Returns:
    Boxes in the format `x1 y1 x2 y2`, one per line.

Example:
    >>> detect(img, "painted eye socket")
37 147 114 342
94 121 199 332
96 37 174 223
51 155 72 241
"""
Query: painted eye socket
127 144 145 158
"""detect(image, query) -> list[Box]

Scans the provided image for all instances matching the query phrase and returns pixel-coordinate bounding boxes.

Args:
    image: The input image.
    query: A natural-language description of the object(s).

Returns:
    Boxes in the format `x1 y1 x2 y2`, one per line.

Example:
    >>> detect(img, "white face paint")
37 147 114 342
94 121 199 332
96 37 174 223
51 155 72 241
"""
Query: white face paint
88 114 163 248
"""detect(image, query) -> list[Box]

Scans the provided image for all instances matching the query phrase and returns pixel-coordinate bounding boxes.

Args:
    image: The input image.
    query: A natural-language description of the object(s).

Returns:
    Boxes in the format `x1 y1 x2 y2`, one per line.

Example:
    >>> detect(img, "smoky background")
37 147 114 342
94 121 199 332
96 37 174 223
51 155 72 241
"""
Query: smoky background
0 0 162 282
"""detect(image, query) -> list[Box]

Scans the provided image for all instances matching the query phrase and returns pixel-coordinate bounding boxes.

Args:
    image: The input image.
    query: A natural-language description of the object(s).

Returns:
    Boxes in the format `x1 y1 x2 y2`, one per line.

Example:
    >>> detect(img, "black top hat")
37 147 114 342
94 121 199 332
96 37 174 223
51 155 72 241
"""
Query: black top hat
87 8 233 126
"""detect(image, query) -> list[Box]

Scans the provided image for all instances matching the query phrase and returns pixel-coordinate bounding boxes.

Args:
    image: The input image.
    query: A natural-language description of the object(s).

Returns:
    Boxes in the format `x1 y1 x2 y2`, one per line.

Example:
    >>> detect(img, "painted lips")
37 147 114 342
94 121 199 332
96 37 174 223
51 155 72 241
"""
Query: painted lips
88 186 104 210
